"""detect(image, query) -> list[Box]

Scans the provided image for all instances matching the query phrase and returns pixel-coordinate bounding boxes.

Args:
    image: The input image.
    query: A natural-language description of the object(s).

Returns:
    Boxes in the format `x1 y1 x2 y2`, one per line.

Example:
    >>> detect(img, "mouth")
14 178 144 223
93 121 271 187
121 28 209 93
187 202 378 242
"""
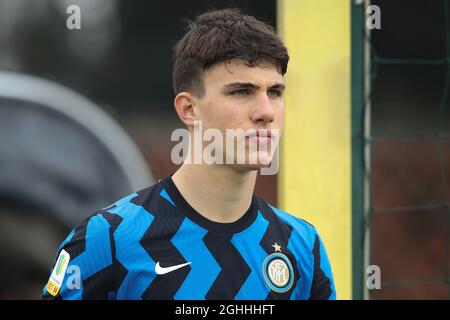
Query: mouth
245 130 275 144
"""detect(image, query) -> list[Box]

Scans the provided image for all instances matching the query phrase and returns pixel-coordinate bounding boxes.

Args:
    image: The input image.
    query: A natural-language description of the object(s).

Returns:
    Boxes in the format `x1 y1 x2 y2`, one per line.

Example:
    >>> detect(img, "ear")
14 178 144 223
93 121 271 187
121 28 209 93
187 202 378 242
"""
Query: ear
173 92 198 128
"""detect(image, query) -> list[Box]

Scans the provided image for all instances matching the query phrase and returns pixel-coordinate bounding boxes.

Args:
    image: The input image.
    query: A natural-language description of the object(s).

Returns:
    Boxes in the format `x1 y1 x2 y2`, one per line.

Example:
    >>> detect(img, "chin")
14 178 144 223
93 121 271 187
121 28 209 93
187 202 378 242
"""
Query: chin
232 152 275 171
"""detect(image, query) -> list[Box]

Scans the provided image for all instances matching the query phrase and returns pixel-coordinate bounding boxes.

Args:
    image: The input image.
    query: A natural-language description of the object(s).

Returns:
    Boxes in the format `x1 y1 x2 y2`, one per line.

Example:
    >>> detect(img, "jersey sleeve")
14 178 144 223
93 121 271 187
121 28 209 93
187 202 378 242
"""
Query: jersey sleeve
41 212 117 300
308 233 336 300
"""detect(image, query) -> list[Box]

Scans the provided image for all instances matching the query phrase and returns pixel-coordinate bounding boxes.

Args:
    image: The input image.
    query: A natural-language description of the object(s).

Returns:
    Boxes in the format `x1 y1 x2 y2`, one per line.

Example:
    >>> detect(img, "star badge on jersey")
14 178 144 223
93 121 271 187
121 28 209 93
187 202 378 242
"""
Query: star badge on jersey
262 243 294 293
272 242 282 252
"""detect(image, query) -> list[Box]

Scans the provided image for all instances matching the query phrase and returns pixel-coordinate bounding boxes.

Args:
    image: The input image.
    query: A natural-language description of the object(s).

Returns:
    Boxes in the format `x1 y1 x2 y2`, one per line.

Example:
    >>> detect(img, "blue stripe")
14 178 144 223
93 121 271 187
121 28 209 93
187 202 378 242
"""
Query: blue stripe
160 188 176 207
60 214 113 299
173 218 221 299
109 202 155 300
231 211 271 300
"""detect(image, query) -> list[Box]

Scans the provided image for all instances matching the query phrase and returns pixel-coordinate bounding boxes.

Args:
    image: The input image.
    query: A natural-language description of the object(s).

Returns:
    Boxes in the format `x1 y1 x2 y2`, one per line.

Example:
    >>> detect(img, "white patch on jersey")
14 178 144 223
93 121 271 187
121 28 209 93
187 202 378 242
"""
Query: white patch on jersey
46 249 70 296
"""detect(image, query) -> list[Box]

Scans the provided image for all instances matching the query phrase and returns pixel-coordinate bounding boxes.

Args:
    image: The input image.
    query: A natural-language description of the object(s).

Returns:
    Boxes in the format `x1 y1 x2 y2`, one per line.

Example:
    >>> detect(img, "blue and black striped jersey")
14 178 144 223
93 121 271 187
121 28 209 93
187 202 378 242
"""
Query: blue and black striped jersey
42 175 336 300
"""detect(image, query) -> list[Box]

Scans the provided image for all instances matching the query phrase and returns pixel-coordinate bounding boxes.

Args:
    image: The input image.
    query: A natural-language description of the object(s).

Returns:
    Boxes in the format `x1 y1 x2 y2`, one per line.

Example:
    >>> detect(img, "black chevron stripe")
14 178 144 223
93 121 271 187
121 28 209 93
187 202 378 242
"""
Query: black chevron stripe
82 263 114 299
256 197 300 300
100 211 128 297
203 232 251 299
309 235 333 300
131 184 190 300
81 259 128 299
99 211 123 260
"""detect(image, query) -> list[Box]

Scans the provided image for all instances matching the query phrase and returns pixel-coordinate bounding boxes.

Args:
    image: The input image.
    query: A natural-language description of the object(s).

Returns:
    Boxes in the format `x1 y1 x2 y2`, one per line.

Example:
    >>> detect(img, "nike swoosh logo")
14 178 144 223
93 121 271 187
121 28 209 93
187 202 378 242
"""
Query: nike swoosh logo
155 261 192 275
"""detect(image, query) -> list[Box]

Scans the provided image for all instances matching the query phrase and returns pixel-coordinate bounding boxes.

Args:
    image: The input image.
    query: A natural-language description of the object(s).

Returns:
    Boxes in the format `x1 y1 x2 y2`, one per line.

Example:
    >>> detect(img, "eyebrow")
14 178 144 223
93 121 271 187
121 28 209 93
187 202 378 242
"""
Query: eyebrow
223 82 286 91
269 83 286 91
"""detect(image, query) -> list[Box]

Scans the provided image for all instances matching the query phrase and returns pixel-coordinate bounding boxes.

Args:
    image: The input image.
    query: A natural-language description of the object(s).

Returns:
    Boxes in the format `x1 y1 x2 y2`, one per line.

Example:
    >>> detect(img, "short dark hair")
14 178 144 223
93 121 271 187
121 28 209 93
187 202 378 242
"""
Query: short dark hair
172 8 289 96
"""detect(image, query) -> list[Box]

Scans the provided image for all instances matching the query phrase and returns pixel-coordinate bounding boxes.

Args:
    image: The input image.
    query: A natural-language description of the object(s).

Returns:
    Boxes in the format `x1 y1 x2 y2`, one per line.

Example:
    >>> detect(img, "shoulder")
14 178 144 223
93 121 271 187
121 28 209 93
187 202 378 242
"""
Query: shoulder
62 182 159 248
269 204 317 234
97 182 160 222
257 197 319 249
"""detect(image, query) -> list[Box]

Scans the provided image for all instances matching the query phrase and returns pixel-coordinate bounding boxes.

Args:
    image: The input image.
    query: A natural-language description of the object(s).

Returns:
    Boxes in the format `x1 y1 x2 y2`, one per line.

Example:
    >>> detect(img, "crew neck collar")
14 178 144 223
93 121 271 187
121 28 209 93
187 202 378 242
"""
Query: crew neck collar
160 174 258 234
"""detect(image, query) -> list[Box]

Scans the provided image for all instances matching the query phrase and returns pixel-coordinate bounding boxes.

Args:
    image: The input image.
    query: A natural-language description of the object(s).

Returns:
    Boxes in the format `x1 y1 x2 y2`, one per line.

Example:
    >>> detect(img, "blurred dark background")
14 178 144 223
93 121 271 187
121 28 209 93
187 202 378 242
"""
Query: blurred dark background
369 0 449 299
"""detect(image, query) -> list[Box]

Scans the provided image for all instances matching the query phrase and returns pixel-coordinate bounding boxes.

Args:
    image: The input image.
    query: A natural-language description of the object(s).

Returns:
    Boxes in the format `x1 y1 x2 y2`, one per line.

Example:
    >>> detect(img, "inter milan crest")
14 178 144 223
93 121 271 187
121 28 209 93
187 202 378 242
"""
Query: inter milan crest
262 243 294 293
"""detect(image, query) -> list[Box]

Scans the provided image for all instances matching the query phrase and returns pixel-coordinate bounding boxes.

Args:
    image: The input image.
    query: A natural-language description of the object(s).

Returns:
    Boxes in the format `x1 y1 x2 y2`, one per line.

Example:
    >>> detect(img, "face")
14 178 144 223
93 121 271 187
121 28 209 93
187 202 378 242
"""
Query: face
193 58 285 171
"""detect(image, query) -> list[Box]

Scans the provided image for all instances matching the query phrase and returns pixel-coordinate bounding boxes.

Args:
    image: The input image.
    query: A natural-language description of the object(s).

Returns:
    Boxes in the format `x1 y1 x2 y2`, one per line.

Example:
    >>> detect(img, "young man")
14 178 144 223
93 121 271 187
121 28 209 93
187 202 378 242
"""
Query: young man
42 8 335 300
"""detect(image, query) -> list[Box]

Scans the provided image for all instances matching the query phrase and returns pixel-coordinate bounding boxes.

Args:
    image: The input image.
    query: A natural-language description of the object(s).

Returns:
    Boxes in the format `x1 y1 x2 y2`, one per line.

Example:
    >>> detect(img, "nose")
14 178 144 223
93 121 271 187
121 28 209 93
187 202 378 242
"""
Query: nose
250 93 274 125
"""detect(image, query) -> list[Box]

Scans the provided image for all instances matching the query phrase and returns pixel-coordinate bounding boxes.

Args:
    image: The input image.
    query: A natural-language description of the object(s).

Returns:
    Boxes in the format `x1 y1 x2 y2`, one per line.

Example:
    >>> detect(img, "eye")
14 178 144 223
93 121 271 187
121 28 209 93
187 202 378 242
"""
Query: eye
268 89 282 97
231 89 250 96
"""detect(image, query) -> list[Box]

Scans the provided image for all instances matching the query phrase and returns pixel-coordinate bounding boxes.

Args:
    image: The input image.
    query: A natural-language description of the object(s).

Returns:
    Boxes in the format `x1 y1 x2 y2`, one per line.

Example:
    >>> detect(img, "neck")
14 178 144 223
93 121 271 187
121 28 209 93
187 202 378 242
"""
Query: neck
172 163 257 223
